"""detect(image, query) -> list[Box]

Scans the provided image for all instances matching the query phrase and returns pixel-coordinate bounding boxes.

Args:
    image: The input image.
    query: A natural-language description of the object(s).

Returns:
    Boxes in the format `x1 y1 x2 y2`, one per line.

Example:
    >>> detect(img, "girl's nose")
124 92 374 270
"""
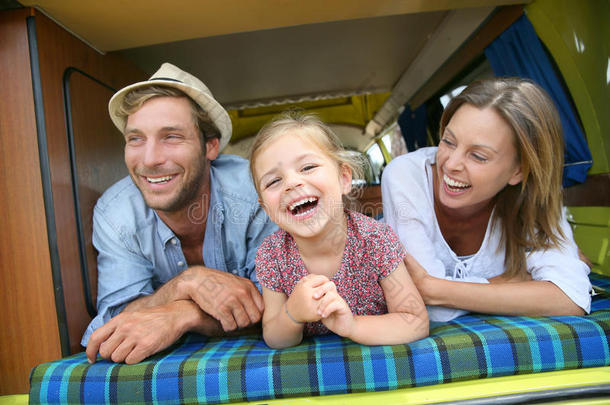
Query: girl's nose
284 172 303 191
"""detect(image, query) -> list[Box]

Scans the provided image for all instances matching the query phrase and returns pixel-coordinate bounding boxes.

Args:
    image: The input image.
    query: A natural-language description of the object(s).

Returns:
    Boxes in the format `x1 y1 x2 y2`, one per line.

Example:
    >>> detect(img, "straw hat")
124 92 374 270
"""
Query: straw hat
108 63 232 151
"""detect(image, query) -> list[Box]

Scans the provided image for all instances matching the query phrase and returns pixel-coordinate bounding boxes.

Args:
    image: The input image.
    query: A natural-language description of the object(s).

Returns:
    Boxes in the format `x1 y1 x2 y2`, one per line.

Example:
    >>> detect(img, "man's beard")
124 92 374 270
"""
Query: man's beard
138 156 208 213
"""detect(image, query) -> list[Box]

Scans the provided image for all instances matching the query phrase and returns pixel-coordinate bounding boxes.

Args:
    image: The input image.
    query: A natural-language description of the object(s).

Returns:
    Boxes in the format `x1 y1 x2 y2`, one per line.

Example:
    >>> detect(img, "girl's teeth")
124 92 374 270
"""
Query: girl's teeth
289 197 317 211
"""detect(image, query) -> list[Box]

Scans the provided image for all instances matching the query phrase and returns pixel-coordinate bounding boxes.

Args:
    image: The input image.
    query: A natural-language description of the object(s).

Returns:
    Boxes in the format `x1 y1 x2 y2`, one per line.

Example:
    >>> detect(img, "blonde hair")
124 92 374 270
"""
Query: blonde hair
249 112 365 195
117 85 221 143
440 77 565 277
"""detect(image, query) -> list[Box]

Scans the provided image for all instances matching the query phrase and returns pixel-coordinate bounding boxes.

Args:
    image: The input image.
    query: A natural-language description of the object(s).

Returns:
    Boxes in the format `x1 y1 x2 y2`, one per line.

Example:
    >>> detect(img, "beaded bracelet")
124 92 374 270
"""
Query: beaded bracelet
284 303 304 324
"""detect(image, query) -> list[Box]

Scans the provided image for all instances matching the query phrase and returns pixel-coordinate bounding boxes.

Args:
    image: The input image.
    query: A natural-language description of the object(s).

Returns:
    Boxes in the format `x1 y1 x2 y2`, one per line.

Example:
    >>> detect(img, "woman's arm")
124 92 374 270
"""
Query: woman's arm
319 262 429 345
405 253 585 317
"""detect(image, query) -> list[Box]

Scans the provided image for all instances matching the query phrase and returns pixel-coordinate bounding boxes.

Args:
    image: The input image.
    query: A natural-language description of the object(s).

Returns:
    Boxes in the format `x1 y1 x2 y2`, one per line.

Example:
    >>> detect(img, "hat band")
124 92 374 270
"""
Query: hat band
150 77 183 83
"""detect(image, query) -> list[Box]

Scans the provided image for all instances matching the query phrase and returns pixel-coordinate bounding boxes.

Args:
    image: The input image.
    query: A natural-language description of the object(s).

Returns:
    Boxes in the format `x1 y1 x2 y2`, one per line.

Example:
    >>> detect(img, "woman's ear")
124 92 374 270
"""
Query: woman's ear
340 164 353 195
508 164 523 186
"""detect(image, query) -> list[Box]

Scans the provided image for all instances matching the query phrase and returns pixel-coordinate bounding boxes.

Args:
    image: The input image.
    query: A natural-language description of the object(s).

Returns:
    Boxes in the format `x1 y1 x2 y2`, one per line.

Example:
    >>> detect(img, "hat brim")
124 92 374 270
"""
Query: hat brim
108 79 232 151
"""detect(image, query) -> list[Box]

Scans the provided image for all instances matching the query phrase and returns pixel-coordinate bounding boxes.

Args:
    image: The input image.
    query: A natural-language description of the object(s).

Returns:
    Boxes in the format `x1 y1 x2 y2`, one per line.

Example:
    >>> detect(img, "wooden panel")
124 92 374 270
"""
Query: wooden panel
33 11 145 354
347 185 383 218
564 174 610 207
0 8 62 395
66 70 129 314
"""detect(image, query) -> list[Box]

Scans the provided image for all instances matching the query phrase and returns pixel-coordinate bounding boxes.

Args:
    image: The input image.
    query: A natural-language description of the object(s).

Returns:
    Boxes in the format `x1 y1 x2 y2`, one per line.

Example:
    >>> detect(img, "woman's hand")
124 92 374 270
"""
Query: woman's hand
488 271 532 283
403 252 434 302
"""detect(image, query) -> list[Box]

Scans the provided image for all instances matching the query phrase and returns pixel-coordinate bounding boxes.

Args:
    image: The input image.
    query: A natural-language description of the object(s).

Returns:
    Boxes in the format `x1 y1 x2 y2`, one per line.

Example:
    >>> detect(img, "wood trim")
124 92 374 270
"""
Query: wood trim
34 10 145 355
0 8 62 395
564 174 610 207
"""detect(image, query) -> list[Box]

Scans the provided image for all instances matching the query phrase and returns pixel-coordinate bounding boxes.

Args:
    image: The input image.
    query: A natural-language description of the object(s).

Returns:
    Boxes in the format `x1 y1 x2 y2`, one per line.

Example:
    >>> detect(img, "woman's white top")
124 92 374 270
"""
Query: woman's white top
382 147 592 321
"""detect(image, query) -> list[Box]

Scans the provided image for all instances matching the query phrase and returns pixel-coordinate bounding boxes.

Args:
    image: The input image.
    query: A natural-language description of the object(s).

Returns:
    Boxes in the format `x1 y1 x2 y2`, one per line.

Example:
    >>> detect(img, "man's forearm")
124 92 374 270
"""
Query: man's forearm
122 269 196 312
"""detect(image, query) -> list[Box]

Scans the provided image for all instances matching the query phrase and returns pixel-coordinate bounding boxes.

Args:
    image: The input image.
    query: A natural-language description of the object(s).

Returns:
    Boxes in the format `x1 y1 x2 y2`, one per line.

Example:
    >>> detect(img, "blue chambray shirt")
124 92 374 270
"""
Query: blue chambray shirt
81 154 277 346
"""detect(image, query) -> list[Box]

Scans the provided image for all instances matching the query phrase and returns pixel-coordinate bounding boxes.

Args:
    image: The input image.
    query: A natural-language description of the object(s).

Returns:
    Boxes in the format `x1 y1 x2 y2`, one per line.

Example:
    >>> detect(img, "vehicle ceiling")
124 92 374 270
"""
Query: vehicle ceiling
15 0 527 152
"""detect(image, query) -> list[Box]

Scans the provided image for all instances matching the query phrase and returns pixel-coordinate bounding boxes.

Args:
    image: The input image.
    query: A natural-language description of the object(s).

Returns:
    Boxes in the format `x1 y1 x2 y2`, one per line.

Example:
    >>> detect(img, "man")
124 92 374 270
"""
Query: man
83 63 277 364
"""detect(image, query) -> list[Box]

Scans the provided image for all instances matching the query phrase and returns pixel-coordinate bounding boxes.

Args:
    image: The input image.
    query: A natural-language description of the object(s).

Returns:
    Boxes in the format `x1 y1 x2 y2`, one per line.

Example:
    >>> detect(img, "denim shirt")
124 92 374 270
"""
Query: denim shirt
81 154 277 346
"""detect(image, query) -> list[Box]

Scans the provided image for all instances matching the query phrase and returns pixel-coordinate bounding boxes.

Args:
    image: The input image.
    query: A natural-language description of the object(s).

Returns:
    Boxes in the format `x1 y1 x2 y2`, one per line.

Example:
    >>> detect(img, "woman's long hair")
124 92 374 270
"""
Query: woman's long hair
440 78 565 277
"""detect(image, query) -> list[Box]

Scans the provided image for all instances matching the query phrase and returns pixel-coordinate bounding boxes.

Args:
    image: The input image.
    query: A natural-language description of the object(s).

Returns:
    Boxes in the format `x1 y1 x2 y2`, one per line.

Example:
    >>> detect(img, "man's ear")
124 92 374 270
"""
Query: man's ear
340 164 353 195
205 137 220 161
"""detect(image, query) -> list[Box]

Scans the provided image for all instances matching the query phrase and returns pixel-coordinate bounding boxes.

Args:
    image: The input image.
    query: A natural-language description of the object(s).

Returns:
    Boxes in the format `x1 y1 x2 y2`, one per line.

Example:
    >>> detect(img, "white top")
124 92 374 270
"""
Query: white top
382 147 591 321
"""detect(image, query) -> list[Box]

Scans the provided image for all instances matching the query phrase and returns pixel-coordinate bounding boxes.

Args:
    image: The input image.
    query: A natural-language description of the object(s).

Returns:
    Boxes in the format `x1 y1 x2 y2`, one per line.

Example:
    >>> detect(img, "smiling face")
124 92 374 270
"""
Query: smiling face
123 96 219 213
435 103 523 216
253 129 352 241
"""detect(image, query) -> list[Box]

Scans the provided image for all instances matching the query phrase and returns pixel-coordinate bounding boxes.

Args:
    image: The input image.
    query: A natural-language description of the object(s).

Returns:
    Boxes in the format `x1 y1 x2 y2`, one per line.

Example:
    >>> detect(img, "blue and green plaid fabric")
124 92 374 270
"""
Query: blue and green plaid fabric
30 274 610 404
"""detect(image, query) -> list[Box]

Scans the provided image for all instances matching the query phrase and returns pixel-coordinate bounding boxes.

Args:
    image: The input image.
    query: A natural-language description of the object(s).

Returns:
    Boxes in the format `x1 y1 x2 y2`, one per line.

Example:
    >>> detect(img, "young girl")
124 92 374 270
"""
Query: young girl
249 113 429 349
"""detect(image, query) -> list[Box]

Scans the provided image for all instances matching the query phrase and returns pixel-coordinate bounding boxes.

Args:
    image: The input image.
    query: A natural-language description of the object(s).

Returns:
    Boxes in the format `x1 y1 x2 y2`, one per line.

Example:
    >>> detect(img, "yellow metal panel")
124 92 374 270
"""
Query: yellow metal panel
526 0 610 174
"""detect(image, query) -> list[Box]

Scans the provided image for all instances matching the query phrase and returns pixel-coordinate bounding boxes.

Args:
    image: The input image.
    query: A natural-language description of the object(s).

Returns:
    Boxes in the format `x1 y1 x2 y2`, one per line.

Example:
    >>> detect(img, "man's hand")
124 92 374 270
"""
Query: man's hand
86 300 208 364
176 266 264 332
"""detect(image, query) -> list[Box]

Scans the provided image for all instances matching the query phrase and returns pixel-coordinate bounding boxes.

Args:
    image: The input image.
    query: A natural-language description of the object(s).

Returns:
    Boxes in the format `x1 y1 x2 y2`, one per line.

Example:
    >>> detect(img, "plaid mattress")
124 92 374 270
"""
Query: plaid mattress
30 274 610 404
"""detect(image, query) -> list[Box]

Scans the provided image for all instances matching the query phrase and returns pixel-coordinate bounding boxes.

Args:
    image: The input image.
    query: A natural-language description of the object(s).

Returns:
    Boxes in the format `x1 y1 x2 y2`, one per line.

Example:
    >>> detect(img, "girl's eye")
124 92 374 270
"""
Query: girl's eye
302 164 318 172
264 178 280 189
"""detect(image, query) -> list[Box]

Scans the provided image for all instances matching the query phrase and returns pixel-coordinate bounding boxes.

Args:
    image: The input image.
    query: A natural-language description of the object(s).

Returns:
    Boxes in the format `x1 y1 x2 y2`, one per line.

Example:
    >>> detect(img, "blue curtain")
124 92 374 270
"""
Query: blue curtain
398 103 427 152
484 14 592 187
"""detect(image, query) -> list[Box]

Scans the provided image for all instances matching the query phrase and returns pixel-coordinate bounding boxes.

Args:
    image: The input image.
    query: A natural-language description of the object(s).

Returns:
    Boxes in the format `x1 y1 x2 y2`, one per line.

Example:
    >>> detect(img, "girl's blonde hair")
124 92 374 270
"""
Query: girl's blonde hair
440 77 566 277
249 112 365 195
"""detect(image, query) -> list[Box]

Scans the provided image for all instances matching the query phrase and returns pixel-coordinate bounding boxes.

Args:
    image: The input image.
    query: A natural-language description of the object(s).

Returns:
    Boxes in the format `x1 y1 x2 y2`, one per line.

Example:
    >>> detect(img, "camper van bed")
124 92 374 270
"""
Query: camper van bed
29 272 610 404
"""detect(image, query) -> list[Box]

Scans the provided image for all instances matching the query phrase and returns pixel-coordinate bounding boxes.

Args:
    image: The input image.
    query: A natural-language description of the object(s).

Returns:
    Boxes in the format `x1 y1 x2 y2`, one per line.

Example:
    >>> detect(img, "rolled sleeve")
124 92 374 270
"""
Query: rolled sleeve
528 214 592 313
81 206 155 347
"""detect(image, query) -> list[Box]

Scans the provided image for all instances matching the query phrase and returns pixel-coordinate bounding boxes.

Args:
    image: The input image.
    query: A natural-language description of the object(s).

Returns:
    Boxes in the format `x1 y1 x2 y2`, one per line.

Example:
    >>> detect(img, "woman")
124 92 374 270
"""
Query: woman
382 78 591 322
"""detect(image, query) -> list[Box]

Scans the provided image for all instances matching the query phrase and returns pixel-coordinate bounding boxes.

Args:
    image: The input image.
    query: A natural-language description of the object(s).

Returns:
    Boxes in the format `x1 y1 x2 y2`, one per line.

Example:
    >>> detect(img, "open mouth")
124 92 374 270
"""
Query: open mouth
146 175 174 184
443 174 471 192
288 197 319 217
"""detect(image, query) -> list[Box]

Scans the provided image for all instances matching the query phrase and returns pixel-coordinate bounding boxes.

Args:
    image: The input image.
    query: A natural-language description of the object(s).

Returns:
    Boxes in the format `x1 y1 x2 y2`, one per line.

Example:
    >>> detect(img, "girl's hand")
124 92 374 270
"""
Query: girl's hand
316 281 354 338
287 274 329 323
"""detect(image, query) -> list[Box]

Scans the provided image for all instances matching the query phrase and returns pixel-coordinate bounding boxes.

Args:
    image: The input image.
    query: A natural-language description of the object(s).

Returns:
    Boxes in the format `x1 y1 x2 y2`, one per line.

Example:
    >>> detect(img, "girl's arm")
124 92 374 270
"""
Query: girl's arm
261 288 304 349
405 253 586 316
261 275 329 349
319 262 429 345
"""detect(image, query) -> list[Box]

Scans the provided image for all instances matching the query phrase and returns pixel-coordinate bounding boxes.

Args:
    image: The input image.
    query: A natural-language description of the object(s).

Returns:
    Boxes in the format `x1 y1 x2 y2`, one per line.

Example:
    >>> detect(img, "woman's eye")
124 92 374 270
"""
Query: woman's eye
471 153 488 162
441 137 455 147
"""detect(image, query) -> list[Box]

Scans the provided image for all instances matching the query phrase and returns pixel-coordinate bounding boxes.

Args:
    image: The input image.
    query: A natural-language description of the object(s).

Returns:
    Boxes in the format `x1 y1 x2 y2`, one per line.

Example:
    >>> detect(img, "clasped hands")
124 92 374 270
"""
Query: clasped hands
86 266 263 364
285 274 354 337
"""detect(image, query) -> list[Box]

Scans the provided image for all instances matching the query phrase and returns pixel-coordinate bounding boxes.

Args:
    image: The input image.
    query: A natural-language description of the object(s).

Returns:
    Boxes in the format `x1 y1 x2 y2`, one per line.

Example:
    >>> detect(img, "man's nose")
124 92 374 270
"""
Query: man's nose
143 141 165 167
